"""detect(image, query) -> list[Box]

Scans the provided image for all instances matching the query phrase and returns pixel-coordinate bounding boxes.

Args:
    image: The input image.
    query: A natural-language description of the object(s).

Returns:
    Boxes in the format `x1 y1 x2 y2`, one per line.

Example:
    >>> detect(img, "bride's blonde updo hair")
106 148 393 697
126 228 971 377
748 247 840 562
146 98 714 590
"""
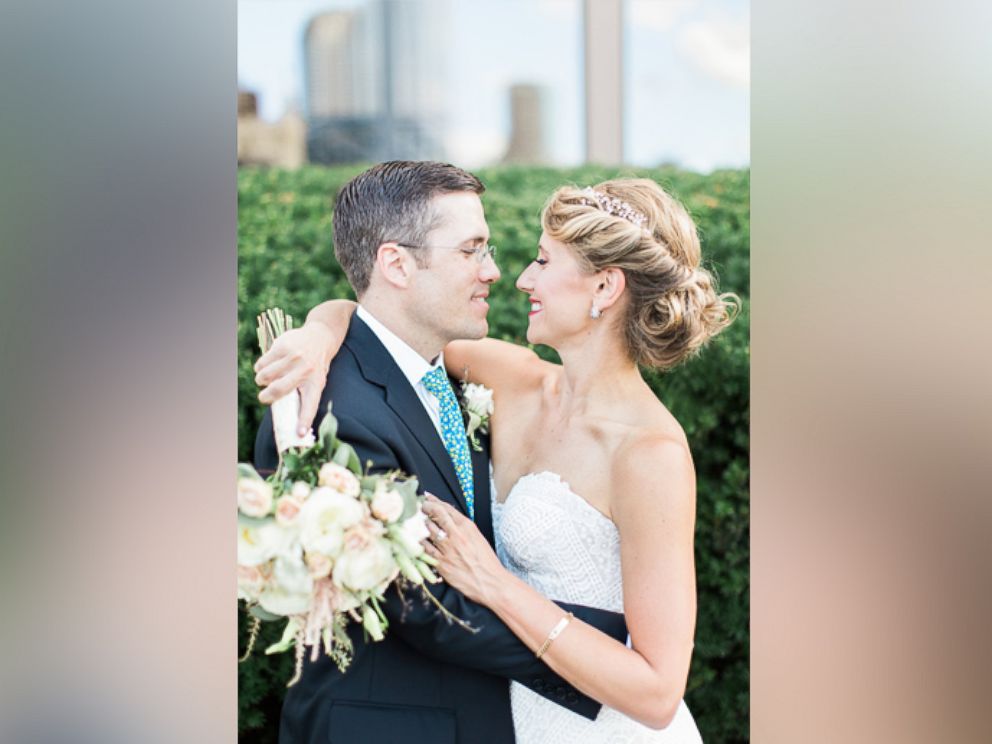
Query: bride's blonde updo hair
541 178 739 369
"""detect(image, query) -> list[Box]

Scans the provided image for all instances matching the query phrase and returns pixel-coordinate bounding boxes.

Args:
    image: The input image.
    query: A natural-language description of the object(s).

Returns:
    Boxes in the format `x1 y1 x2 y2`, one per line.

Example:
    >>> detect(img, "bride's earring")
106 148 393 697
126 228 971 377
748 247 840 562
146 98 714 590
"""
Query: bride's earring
590 304 602 319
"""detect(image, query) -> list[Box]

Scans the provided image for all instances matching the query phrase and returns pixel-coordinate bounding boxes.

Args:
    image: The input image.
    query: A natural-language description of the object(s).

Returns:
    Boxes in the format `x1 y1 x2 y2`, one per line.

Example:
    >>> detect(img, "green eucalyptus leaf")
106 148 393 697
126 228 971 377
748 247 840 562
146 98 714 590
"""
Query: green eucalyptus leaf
332 442 356 470
238 512 272 528
392 478 421 521
237 463 264 481
317 403 337 452
265 617 301 654
249 604 282 622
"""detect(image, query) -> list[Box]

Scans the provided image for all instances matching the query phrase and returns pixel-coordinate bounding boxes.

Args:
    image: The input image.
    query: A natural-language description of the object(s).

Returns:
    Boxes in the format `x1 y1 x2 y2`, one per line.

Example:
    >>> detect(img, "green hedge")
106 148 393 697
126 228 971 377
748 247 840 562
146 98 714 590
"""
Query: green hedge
238 164 749 743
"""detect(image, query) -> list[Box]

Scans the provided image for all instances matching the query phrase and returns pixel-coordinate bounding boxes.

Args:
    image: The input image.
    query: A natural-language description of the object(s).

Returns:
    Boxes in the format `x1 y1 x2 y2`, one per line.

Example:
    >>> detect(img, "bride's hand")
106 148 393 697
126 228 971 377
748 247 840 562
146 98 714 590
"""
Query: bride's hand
254 322 337 435
422 495 506 605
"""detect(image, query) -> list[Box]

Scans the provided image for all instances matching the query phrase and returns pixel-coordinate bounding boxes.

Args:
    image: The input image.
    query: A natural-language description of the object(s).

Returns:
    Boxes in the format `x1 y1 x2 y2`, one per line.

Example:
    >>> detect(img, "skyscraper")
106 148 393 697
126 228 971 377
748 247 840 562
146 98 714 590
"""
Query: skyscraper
303 0 449 164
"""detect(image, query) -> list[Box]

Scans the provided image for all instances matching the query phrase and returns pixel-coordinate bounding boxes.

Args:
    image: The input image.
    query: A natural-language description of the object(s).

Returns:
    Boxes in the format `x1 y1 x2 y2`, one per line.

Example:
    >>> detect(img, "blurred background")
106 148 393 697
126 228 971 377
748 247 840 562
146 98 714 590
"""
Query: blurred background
5 2 991 744
237 0 749 170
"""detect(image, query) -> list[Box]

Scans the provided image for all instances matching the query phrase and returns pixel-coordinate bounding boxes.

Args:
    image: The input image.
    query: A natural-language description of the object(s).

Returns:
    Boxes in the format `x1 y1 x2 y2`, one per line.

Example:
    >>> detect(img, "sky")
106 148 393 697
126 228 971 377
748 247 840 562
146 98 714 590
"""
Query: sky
237 0 749 172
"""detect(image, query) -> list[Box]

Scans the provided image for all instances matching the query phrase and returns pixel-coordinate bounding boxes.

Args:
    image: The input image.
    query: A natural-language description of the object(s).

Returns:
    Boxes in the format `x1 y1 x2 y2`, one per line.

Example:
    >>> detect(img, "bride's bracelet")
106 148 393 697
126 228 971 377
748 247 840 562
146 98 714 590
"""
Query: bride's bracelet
535 612 574 659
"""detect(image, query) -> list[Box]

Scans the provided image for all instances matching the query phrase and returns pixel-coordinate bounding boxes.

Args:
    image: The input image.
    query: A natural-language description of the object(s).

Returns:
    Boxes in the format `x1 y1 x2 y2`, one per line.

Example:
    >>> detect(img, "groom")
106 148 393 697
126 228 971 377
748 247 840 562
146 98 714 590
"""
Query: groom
254 161 627 743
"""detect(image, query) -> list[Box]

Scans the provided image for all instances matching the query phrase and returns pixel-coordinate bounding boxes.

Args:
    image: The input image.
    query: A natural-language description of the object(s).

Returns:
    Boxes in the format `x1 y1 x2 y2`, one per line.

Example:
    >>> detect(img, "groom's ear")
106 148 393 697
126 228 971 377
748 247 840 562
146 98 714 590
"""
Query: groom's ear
375 242 416 289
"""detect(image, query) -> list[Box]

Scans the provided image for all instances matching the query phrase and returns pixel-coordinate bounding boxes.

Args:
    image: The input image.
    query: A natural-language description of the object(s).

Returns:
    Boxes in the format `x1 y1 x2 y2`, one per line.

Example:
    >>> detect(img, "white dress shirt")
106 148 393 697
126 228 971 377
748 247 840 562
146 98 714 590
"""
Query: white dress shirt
356 305 445 438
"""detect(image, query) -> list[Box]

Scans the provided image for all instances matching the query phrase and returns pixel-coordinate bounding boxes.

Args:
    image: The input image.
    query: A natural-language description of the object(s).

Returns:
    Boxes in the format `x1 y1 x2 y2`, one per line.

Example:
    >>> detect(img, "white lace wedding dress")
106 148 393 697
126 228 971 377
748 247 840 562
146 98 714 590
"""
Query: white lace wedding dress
493 471 703 744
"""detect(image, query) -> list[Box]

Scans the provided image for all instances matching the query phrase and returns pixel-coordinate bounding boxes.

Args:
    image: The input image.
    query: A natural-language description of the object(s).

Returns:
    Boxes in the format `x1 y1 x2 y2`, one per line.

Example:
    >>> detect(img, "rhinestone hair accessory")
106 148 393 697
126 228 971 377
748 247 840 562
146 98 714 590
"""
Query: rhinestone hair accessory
580 187 648 228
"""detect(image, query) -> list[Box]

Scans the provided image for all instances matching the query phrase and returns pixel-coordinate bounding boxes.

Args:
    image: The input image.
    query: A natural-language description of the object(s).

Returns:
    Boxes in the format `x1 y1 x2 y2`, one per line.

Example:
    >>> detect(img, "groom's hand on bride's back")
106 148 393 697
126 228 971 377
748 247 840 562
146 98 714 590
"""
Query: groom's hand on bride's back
254 323 336 435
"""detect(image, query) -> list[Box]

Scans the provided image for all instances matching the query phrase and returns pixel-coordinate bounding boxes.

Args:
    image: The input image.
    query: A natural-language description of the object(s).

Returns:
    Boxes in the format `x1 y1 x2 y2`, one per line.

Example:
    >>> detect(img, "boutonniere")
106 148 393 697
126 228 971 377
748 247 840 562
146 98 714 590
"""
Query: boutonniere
459 380 494 452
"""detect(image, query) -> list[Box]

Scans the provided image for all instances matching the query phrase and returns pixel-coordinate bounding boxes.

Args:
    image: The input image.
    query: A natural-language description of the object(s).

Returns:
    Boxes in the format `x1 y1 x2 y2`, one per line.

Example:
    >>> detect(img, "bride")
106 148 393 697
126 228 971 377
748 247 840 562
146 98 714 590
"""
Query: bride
256 178 736 741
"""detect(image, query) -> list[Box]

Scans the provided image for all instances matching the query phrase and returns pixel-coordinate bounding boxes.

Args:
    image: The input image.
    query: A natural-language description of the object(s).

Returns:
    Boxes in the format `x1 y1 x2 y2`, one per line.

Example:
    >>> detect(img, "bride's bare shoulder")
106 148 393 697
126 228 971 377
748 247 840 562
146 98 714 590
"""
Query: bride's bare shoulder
611 388 688 447
609 398 694 498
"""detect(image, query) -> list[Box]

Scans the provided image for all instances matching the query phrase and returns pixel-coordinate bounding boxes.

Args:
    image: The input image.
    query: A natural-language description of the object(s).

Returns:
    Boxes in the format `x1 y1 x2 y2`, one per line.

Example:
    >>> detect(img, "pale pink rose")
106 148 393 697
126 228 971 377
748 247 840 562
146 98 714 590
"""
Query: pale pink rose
275 495 303 526
291 481 312 501
237 563 269 601
371 485 405 523
318 462 361 497
238 478 273 518
305 551 332 579
342 519 383 552
343 529 369 553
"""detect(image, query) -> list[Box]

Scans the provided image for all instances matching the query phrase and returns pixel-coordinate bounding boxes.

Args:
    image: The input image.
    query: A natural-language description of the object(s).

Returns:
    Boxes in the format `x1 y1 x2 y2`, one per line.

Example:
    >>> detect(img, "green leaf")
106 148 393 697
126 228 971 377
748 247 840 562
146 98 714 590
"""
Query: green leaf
332 442 359 472
238 512 272 529
317 403 337 452
361 605 384 641
392 478 421 521
237 463 264 481
265 617 301 654
249 604 282 622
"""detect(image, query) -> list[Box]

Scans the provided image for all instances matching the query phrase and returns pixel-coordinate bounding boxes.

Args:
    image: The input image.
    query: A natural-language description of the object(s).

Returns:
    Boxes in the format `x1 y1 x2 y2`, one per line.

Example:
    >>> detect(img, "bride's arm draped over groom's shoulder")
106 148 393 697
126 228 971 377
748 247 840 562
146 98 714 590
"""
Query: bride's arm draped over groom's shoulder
444 337 554 397
254 305 559 435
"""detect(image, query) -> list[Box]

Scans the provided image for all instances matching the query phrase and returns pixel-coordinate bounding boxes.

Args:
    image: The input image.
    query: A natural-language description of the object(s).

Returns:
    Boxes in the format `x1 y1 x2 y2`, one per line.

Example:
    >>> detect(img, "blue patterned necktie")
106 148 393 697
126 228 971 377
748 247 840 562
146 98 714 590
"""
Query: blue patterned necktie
421 367 475 520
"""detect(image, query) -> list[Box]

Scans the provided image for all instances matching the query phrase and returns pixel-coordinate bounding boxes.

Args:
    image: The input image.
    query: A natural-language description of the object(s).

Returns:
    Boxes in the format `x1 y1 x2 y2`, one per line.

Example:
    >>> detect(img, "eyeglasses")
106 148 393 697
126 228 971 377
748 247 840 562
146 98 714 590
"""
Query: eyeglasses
397 242 498 264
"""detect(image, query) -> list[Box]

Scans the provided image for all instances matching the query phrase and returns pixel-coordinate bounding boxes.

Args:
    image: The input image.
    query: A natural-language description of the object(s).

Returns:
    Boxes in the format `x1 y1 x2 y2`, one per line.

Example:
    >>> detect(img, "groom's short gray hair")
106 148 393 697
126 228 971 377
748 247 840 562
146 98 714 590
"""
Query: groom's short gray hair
332 161 485 296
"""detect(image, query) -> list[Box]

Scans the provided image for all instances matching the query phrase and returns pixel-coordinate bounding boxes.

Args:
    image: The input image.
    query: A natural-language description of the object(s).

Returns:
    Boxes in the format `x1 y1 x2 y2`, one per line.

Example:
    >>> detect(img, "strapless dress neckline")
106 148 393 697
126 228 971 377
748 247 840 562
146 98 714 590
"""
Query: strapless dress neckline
503 470 616 528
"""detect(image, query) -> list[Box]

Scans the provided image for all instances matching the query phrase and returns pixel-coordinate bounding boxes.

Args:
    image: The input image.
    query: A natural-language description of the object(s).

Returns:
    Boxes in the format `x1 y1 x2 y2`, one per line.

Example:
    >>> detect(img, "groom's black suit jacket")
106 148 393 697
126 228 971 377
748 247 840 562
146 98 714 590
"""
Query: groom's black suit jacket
255 316 628 744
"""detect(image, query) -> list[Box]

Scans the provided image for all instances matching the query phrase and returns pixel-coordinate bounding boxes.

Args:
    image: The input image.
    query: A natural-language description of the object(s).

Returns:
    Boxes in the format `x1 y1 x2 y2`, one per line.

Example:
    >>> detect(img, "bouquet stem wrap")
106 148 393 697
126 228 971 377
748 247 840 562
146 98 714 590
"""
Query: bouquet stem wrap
257 309 315 453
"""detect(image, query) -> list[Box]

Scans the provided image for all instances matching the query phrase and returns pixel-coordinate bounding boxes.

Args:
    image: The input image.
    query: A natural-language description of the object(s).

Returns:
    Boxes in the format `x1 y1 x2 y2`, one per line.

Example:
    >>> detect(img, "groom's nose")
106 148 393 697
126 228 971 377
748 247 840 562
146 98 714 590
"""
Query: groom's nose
478 253 500 284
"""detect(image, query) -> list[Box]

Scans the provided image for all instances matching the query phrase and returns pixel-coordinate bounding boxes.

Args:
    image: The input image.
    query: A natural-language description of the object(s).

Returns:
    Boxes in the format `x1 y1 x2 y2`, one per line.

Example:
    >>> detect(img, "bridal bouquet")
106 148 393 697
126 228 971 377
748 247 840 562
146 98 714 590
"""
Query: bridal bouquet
238 309 450 685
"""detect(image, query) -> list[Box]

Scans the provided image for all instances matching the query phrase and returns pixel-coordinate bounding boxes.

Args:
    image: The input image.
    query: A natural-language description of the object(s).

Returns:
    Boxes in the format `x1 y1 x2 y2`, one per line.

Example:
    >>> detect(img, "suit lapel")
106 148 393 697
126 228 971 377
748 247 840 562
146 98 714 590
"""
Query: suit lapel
469 429 495 547
344 316 469 515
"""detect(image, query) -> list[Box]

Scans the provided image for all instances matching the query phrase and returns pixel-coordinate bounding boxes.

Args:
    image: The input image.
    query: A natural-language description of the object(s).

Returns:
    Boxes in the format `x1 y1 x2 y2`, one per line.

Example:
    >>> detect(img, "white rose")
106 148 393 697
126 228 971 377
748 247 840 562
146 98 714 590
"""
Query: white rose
318 462 361 497
238 478 273 518
275 495 304 526
290 481 312 501
333 536 398 592
463 383 494 417
238 520 294 566
298 487 367 558
370 483 405 524
259 554 313 616
396 510 431 557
